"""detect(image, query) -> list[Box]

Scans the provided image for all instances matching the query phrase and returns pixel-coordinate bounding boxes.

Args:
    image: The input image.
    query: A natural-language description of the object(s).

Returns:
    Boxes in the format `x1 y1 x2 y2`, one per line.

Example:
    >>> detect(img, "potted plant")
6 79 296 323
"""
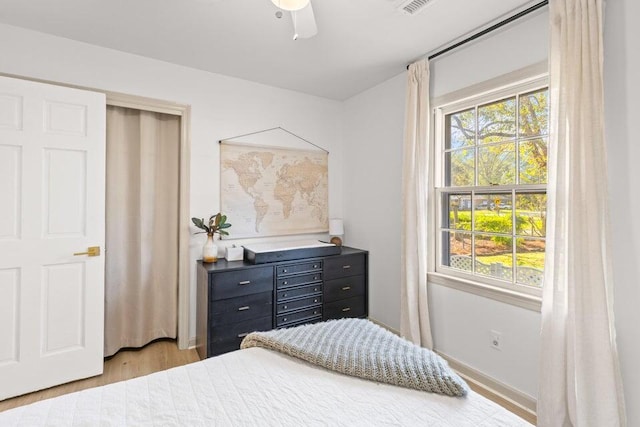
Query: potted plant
192 213 232 263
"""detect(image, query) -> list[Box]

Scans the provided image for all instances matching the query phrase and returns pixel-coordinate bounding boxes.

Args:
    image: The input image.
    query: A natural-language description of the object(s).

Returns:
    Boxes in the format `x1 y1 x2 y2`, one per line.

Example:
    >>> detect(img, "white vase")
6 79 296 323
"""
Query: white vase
202 234 218 263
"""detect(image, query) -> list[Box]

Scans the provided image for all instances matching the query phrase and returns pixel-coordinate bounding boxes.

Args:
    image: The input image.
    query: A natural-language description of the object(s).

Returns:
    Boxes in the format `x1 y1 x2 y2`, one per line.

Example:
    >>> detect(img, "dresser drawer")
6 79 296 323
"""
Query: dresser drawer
209 338 244 357
211 315 272 343
324 254 365 280
276 260 322 277
324 275 365 303
276 306 322 327
280 316 323 329
210 291 273 326
276 294 322 314
323 296 366 320
276 283 322 302
276 272 322 289
210 266 273 300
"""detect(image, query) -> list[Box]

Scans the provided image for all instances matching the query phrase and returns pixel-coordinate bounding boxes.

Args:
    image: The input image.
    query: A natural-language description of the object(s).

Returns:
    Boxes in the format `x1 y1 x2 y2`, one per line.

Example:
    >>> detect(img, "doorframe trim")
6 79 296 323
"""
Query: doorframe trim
0 72 192 351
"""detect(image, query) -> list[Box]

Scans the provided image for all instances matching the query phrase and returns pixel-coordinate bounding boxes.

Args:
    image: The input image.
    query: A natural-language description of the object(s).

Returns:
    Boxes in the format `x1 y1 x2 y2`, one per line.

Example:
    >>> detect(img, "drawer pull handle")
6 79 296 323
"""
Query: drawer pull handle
283 318 288 322
313 288 319 292
313 264 319 268
283 269 288 273
238 306 250 311
313 311 319 315
343 265 352 269
342 307 351 312
238 280 251 285
314 276 319 280
283 281 288 285
314 299 318 303
283 305 288 310
283 293 288 297
341 286 351 291
237 332 250 338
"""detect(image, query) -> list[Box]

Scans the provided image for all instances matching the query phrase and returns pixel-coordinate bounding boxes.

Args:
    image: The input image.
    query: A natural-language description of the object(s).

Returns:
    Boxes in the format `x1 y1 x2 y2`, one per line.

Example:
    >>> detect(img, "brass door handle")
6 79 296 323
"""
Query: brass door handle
74 246 101 257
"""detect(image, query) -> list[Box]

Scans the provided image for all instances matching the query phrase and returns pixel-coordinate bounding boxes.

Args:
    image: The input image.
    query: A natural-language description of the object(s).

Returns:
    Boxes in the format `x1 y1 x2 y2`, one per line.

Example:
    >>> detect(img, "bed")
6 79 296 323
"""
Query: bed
0 320 532 426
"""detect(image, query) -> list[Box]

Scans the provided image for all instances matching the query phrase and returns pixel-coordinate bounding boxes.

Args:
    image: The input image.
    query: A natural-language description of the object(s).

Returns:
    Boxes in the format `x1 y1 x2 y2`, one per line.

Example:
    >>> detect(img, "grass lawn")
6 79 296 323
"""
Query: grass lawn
477 251 545 269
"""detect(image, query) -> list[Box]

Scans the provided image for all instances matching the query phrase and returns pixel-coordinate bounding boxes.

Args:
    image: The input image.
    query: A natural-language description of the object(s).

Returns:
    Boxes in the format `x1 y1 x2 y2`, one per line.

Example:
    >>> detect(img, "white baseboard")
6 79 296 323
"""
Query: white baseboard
437 351 537 417
188 337 197 349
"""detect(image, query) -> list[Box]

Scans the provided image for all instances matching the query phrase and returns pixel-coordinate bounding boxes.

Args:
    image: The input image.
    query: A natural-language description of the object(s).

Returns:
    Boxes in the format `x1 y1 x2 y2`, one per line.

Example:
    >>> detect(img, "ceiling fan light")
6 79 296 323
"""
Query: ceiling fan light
271 0 310 12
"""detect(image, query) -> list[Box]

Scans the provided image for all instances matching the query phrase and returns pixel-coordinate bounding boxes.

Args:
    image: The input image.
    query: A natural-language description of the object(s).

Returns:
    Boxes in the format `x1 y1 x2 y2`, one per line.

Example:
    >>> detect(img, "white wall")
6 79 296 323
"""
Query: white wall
0 23 344 343
344 10 548 400
343 72 407 330
604 0 640 423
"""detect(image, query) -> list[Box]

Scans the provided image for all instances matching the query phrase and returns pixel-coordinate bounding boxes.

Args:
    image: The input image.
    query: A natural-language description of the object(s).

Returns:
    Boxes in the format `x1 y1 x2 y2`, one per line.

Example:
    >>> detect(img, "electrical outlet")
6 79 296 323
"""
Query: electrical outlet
490 330 502 351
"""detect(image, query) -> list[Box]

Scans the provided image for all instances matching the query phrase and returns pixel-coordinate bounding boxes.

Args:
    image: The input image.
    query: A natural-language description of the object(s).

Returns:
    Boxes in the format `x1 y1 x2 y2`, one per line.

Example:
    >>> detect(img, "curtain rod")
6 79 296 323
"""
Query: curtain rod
406 0 548 69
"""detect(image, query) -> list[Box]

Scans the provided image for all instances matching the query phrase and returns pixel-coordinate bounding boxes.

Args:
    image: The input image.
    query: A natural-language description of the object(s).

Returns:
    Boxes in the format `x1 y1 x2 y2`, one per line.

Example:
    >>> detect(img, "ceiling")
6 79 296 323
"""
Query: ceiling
0 0 536 100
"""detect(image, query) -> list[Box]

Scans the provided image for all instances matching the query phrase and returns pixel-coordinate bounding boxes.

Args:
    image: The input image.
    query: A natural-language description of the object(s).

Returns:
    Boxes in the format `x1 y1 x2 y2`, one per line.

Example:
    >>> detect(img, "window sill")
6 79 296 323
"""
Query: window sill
427 272 542 312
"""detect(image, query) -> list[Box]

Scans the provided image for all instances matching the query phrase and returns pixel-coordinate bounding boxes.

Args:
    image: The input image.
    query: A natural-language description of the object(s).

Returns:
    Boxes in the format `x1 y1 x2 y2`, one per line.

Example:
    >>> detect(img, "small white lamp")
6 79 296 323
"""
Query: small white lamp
329 218 344 246
271 0 310 11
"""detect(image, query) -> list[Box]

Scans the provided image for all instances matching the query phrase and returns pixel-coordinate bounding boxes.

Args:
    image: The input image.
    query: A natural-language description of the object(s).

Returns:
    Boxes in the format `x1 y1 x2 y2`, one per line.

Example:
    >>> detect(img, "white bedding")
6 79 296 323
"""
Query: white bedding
0 347 531 426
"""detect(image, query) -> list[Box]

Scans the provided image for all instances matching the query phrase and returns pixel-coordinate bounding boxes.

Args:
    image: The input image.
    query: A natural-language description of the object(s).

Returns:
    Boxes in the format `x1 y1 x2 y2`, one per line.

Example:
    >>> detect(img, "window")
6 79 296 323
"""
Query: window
434 77 548 297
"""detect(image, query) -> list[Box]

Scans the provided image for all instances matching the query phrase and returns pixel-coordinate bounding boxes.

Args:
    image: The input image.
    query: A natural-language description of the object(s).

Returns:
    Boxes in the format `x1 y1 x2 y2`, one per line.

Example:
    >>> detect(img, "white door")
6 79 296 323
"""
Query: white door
0 76 106 400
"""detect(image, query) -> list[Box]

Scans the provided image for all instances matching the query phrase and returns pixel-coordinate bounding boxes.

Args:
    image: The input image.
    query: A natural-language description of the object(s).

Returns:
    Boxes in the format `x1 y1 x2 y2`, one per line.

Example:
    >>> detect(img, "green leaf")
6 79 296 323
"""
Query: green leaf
219 230 229 236
214 213 221 227
220 223 231 229
220 215 227 225
191 217 209 231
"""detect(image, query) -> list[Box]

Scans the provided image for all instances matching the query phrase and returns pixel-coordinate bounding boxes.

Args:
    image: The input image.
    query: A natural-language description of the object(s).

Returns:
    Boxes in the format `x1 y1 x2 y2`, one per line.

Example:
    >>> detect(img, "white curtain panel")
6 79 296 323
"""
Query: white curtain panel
539 0 626 425
400 59 433 349
104 106 180 357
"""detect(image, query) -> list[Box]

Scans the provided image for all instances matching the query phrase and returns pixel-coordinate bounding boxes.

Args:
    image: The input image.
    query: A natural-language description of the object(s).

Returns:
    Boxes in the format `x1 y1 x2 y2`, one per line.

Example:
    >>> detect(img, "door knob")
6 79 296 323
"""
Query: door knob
73 246 101 257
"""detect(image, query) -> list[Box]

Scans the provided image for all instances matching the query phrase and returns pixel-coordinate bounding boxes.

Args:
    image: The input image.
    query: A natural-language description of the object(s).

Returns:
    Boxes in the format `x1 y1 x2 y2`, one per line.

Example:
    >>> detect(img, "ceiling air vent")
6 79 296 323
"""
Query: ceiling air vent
397 0 434 16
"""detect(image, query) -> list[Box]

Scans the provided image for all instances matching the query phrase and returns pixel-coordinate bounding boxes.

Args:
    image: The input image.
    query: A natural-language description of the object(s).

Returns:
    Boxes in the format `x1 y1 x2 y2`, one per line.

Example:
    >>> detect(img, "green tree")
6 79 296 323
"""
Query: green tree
447 89 548 187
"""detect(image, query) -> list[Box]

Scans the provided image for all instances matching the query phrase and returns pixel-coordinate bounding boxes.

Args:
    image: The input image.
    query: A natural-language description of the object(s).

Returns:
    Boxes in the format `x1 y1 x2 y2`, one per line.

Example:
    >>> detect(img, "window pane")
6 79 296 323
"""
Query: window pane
446 109 475 149
516 193 547 237
474 193 512 234
516 238 545 287
478 97 516 144
443 231 472 273
519 138 548 184
475 234 513 281
438 85 548 288
478 142 515 185
445 194 472 230
445 149 475 186
519 89 548 138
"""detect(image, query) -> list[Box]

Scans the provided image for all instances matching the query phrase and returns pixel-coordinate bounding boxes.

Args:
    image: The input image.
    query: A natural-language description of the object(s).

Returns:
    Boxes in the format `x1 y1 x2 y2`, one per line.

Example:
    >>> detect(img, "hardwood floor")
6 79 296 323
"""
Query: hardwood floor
0 339 200 413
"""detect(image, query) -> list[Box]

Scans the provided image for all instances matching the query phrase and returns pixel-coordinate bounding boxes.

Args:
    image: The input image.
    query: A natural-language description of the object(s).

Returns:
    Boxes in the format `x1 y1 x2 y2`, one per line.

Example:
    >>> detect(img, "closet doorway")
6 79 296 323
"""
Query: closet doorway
106 94 191 353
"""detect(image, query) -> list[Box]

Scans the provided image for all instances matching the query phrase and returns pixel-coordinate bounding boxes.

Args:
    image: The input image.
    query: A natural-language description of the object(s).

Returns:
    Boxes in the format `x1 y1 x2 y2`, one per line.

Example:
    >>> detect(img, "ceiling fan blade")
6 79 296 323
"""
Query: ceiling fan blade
291 2 317 39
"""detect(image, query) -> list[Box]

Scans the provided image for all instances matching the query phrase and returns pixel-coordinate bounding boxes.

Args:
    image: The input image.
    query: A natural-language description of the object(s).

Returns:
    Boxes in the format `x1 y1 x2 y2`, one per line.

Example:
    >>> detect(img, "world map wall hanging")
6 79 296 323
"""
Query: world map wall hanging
220 138 328 238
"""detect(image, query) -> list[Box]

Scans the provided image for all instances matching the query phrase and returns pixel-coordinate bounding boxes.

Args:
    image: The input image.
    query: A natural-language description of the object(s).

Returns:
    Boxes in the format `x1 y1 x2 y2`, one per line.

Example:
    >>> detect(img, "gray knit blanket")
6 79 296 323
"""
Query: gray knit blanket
241 318 468 397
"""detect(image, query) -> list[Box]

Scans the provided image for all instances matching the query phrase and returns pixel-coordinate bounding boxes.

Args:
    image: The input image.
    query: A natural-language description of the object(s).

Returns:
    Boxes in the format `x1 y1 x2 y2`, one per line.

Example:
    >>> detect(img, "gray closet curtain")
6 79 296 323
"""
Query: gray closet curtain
104 105 180 357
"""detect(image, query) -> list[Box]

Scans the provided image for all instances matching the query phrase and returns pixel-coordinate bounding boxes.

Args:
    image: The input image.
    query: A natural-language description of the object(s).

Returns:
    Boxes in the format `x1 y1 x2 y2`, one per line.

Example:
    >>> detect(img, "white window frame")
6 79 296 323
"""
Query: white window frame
429 64 548 312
